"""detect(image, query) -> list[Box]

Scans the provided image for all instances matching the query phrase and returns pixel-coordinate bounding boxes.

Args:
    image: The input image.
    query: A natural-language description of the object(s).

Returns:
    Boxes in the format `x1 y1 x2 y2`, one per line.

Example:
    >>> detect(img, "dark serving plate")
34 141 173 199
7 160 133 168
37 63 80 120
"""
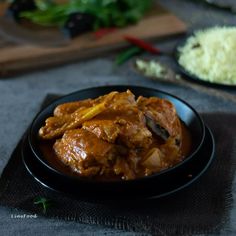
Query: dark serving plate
174 36 236 89
200 0 236 13
25 86 206 199
22 125 215 200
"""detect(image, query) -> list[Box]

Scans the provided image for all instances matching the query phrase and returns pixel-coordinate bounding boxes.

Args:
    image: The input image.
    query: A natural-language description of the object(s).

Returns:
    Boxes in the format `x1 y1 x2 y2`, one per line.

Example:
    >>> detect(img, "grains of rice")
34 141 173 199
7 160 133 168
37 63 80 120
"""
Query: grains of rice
135 59 166 78
178 26 236 85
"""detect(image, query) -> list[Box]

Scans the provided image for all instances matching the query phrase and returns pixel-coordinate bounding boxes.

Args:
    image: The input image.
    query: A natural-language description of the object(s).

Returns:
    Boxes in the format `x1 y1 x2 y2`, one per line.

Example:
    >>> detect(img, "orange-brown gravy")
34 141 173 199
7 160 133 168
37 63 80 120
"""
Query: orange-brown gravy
38 122 192 180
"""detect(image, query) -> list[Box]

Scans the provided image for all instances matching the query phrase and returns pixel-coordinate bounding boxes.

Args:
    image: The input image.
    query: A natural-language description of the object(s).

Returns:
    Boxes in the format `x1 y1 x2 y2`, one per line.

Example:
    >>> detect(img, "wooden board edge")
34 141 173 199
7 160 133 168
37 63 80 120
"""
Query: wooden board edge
0 32 186 78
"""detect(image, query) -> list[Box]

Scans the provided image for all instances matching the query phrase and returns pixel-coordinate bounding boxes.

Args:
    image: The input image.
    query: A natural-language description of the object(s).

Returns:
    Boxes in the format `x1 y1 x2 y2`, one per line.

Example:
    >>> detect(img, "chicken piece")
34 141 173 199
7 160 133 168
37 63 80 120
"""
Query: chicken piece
141 143 182 177
53 128 135 179
82 90 152 148
83 120 120 143
53 90 122 117
53 129 117 177
111 93 152 148
40 90 188 180
116 118 152 149
39 91 119 140
83 115 152 149
54 99 93 116
137 96 182 141
39 102 107 139
106 89 136 111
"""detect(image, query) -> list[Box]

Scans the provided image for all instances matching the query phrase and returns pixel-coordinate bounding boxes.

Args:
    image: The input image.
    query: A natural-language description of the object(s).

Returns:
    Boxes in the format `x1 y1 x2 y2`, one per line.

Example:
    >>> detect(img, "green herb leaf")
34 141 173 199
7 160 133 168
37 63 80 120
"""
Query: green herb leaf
20 0 153 28
34 197 52 214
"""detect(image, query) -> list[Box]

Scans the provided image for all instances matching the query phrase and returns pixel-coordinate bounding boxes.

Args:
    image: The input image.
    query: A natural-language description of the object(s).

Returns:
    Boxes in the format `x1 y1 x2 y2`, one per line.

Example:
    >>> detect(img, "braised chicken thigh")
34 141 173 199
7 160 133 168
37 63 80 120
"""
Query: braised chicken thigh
39 90 190 180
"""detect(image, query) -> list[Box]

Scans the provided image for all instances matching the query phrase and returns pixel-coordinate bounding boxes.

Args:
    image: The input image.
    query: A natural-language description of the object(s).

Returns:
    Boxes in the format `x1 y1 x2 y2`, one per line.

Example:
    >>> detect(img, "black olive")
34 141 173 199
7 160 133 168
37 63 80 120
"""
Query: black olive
6 0 36 22
62 12 95 38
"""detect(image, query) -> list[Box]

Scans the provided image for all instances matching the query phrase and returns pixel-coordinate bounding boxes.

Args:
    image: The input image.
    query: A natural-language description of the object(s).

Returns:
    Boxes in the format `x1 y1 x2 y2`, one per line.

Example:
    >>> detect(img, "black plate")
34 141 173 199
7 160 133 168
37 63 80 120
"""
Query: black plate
175 36 236 89
201 0 236 12
22 125 215 200
28 86 205 183
26 86 206 199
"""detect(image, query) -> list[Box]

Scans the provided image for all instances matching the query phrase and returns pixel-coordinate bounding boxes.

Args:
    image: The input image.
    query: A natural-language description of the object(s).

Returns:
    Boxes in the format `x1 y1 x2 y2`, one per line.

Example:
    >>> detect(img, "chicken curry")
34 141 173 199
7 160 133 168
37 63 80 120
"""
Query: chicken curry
38 90 192 180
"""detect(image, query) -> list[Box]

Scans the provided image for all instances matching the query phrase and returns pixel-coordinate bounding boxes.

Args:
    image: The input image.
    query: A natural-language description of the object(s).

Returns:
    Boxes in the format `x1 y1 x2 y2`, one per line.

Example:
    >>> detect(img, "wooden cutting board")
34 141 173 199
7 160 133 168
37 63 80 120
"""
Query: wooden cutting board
0 3 187 77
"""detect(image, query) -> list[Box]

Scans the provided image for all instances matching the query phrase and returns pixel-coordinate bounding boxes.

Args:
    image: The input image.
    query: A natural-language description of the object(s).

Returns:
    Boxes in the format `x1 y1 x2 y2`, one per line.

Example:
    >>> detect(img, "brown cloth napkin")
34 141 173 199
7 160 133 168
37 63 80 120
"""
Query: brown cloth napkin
0 94 236 235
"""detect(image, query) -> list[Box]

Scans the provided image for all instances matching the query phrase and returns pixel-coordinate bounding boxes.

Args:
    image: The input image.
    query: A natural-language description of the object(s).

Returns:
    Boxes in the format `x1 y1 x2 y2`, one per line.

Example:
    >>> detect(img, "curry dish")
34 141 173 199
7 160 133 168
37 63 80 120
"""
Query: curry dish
38 90 192 180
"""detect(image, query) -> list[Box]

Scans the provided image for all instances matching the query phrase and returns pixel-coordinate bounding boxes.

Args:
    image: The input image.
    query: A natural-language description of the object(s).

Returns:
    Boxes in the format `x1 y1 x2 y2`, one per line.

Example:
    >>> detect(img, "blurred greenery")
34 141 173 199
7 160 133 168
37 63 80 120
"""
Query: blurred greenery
20 0 153 28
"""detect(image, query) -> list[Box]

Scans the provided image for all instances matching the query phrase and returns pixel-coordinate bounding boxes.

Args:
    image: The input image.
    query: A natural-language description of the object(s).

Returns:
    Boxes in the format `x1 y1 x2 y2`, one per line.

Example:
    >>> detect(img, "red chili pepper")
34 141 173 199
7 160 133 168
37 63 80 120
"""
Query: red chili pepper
124 35 161 55
94 28 117 39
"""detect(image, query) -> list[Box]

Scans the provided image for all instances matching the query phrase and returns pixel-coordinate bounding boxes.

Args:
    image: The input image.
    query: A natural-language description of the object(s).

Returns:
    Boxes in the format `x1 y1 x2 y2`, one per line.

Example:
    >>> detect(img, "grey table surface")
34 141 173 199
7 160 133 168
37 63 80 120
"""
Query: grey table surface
1 0 236 235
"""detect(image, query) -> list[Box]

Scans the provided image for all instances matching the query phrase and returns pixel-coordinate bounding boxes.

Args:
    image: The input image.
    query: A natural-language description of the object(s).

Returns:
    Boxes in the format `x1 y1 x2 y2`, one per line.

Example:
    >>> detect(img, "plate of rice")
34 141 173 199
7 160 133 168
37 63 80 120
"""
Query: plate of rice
175 26 236 88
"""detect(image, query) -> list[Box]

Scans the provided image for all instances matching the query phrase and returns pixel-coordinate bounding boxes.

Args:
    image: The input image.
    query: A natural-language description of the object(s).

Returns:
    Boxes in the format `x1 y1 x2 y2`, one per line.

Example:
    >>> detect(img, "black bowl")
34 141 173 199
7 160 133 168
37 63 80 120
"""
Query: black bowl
22 125 214 201
27 86 206 199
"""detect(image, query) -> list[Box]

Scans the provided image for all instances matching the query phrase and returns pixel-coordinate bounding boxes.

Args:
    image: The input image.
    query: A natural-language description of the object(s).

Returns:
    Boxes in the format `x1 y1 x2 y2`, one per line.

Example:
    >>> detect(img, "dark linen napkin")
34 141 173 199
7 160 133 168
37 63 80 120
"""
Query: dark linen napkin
0 94 236 235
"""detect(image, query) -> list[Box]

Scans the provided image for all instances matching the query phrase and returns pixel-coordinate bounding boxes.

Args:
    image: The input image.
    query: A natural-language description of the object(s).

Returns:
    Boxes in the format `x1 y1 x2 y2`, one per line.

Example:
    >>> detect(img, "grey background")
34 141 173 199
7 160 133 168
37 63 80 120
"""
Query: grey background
1 0 236 235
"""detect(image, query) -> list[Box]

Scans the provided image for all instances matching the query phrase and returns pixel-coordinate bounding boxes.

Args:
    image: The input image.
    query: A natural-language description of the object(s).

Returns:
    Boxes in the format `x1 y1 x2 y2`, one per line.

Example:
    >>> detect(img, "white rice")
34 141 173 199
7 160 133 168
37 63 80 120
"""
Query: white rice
178 26 236 85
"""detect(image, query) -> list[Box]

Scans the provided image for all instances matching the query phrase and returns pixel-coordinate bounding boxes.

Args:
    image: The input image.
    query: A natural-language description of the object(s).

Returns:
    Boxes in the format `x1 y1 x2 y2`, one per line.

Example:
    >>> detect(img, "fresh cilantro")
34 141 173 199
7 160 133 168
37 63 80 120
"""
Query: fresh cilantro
20 0 153 28
34 197 52 214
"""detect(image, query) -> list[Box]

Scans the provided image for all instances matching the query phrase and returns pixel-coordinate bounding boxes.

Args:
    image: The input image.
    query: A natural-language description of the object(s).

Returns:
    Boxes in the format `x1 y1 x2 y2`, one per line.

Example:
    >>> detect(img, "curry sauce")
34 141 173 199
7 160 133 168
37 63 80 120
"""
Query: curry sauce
39 122 192 180
38 90 192 180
